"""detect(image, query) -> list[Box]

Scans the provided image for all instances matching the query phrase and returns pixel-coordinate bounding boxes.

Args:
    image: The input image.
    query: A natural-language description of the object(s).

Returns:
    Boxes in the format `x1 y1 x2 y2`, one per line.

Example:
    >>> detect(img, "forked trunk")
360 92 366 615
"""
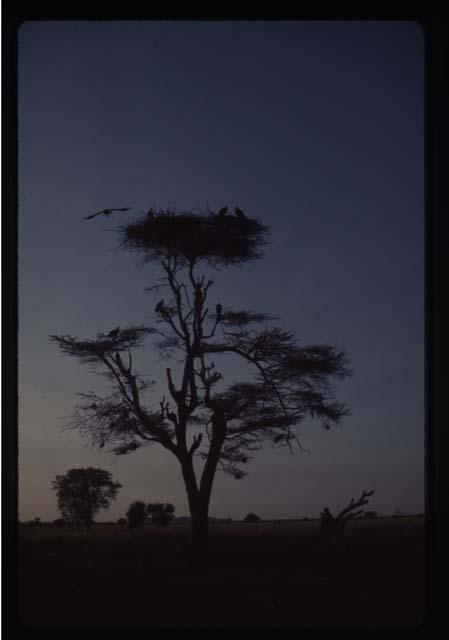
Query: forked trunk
180 455 208 547
181 459 214 549
180 409 227 548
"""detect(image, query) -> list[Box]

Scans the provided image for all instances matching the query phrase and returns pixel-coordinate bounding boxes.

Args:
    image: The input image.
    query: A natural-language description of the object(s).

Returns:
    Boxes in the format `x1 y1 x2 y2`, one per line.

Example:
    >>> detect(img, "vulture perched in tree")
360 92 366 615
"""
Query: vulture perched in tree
108 327 120 339
235 206 246 219
84 207 130 220
217 206 228 216
155 300 164 313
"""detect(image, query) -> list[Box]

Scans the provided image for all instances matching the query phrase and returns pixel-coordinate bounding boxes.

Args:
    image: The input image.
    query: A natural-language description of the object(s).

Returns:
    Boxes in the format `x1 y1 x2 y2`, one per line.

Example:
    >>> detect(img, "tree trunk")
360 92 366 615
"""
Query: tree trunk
179 455 208 547
179 457 212 551
179 409 227 548
190 496 210 546
196 408 226 537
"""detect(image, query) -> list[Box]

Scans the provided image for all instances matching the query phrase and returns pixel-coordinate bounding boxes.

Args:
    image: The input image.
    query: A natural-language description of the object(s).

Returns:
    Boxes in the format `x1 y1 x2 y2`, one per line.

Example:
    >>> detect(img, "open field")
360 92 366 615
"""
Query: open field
18 516 426 629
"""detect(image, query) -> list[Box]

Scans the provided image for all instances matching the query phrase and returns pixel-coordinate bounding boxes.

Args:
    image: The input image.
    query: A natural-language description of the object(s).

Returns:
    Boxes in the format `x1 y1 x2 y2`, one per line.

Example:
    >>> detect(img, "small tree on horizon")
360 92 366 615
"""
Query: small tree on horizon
126 501 147 529
52 467 121 531
147 502 175 526
51 206 351 544
244 513 261 523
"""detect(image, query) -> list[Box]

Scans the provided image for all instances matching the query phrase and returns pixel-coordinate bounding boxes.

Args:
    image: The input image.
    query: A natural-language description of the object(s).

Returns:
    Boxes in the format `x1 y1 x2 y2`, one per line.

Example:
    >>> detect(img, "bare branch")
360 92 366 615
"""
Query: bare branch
189 433 203 456
335 490 375 521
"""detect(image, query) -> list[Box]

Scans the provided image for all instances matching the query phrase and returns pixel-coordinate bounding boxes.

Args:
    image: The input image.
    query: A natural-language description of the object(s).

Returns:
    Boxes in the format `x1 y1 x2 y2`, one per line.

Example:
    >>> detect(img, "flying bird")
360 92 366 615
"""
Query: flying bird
84 207 130 220
235 206 246 219
217 206 228 216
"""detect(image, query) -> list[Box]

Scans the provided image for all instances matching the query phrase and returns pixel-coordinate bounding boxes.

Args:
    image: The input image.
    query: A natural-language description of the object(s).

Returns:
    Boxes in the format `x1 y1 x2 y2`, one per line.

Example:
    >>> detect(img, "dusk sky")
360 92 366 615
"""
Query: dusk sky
18 20 424 522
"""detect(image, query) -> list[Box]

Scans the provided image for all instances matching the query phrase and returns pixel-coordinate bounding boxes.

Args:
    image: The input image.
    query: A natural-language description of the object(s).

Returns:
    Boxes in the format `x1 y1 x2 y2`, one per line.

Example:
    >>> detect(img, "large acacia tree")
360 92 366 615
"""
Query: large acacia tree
51 207 351 543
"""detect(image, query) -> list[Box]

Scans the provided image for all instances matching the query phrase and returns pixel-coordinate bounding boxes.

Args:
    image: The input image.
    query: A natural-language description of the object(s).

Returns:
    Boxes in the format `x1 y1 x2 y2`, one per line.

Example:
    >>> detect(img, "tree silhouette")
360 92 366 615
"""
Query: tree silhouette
244 513 261 523
320 489 375 534
147 502 175 526
51 206 351 544
126 501 147 529
51 467 121 531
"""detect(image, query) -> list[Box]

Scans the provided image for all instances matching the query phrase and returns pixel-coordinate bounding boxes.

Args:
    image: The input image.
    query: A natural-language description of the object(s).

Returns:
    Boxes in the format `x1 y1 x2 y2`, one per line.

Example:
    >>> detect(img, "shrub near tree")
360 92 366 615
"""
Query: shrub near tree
53 518 67 527
51 467 121 531
126 501 147 529
51 206 351 544
244 513 261 523
147 502 175 526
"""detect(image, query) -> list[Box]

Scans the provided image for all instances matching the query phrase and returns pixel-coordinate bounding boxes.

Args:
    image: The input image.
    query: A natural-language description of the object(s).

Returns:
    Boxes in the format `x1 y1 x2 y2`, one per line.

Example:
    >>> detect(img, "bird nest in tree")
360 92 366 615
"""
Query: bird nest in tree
120 210 270 267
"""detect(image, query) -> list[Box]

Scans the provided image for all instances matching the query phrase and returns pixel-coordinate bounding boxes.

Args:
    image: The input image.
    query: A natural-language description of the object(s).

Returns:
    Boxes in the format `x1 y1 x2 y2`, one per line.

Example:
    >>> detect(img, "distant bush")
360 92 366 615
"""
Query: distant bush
53 518 67 527
244 513 261 523
226 518 233 523
117 518 127 526
126 501 147 529
147 502 175 526
25 518 42 527
363 511 378 519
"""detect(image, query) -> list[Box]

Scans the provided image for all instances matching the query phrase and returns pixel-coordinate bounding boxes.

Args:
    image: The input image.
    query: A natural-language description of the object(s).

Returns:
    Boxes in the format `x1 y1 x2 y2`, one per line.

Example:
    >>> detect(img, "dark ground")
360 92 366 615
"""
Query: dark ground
18 517 426 630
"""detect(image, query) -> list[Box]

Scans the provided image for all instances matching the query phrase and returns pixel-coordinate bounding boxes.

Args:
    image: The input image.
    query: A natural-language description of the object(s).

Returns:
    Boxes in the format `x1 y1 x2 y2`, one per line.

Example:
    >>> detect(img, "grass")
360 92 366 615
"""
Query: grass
18 516 426 630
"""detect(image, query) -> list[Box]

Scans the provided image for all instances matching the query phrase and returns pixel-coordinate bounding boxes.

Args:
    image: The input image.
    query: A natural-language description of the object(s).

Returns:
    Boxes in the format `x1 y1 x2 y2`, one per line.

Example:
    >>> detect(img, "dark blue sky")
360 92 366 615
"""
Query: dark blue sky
19 20 424 521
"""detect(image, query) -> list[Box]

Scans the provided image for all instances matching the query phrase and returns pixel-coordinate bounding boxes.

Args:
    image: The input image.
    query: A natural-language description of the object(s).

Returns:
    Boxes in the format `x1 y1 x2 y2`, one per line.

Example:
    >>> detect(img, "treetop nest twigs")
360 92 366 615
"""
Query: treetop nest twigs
119 208 270 267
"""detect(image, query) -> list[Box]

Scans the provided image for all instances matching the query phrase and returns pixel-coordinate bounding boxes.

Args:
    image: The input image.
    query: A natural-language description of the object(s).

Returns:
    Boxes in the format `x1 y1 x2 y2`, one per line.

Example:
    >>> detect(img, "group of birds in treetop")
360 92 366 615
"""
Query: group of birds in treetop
217 206 246 219
83 206 246 220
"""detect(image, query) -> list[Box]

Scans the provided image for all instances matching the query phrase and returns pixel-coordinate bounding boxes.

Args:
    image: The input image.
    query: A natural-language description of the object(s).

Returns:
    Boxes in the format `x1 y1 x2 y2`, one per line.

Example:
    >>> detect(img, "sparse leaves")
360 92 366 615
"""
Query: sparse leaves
50 326 155 366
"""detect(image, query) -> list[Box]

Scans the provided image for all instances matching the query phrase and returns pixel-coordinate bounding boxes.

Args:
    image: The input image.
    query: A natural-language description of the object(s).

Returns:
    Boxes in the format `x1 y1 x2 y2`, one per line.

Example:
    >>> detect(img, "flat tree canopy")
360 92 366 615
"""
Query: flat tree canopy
51 206 351 542
121 207 269 267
